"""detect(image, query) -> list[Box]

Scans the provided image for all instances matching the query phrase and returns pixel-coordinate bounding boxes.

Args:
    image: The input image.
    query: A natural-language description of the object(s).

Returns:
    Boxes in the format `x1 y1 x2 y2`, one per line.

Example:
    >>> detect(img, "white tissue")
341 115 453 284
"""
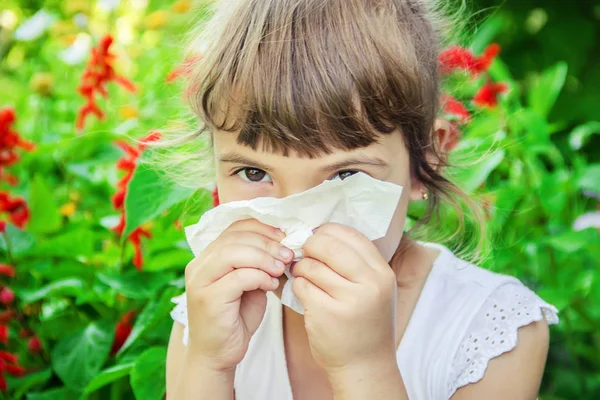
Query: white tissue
184 173 403 314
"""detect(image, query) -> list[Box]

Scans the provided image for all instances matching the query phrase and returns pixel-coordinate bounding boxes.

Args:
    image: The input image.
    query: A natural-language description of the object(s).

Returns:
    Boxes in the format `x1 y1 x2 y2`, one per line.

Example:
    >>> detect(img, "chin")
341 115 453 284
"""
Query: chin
374 233 404 264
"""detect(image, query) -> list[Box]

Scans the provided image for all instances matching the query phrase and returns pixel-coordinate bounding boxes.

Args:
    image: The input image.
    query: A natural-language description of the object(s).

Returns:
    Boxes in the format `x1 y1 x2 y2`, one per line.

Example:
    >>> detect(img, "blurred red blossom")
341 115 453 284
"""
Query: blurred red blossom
0 326 7 345
0 108 35 185
166 55 202 82
473 82 509 108
440 94 471 124
112 132 161 270
439 44 501 75
0 265 15 278
0 192 29 229
76 35 136 131
438 94 472 153
110 310 136 355
0 351 26 392
0 311 14 325
0 288 14 305
27 336 42 354
212 187 219 207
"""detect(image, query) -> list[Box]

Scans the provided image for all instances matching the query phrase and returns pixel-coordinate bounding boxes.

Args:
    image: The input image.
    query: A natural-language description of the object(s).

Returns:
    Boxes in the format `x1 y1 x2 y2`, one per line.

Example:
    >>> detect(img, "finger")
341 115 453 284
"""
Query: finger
209 268 280 303
225 218 285 242
292 276 332 309
315 223 387 272
291 257 351 299
302 233 369 282
188 244 285 287
217 230 294 264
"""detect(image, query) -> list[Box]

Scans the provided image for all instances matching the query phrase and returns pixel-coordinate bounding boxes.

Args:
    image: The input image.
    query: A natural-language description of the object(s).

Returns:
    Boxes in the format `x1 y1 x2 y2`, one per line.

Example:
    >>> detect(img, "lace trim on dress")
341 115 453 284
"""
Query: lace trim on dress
447 282 559 399
170 293 189 346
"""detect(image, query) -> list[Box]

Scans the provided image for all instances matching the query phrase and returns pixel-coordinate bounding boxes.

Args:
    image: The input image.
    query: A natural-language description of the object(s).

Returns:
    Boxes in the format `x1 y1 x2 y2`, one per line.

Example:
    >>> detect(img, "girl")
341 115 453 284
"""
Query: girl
165 0 559 398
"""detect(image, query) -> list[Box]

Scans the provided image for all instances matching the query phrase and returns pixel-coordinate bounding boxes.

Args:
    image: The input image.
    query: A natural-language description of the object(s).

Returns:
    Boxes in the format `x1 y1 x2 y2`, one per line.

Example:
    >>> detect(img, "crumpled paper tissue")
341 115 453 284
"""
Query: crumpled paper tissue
185 172 403 314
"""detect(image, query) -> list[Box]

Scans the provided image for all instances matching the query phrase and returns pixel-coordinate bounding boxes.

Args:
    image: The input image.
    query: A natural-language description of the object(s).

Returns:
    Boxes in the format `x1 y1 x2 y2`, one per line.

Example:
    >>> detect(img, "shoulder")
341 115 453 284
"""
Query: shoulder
413 243 560 399
448 299 552 399
442 259 560 398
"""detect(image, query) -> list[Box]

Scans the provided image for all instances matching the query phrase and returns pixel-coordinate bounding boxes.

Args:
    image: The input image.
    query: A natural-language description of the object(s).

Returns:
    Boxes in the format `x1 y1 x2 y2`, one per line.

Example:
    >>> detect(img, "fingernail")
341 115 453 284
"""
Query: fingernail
274 260 285 270
272 278 280 286
280 247 292 259
289 261 297 275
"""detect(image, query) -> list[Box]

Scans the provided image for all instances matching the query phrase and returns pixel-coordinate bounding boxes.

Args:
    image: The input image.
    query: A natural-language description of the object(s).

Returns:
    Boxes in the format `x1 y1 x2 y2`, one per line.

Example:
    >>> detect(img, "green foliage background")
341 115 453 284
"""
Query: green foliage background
0 0 598 399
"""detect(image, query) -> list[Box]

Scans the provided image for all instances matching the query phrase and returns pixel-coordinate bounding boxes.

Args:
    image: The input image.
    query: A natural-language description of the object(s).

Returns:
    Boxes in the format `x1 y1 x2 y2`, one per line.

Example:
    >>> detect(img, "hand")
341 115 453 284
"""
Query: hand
184 219 294 371
291 223 399 378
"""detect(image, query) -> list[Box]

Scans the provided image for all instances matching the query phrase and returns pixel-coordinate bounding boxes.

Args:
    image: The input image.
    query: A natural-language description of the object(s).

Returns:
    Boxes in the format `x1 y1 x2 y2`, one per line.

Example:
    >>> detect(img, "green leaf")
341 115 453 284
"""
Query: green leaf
527 62 568 117
51 321 114 390
26 387 82 400
0 222 35 257
34 229 96 258
546 229 599 254
130 347 167 400
27 175 62 234
578 164 600 193
7 368 53 399
18 278 87 304
144 249 191 271
124 162 195 238
569 121 600 150
84 363 135 394
118 288 179 356
97 270 173 299
450 149 505 193
470 14 505 54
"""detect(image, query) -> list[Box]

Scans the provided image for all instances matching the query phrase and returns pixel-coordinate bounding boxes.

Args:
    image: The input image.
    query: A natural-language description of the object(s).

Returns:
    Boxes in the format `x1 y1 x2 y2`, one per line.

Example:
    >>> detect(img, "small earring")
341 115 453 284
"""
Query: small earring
421 190 429 200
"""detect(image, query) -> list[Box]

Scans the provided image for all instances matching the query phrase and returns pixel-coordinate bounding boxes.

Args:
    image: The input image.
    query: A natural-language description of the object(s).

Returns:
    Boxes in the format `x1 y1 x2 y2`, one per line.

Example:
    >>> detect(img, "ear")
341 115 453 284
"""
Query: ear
433 117 460 155
407 118 457 202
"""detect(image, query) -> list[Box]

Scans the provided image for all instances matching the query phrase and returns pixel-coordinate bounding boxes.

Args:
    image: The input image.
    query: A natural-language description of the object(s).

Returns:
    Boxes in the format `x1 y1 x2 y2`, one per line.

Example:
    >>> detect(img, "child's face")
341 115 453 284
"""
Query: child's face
213 130 424 262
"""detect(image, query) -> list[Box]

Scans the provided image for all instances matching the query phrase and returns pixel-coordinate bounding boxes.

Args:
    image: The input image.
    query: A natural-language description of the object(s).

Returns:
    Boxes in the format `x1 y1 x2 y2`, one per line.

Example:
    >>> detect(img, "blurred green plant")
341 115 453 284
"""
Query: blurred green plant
0 0 598 399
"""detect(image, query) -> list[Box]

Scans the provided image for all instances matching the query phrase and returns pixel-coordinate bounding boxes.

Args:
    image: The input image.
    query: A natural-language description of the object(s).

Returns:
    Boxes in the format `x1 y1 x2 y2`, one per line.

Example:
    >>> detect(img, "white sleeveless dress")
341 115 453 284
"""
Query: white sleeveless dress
170 242 560 399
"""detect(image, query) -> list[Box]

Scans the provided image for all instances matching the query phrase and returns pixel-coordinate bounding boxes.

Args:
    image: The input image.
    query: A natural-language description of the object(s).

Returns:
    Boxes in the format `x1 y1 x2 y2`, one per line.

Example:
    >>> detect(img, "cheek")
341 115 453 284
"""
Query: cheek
373 193 410 262
215 175 267 203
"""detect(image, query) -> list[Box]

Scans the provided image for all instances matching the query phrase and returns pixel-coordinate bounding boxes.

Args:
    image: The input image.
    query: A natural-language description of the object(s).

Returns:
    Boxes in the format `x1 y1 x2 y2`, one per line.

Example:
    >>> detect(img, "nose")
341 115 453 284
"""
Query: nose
275 180 324 199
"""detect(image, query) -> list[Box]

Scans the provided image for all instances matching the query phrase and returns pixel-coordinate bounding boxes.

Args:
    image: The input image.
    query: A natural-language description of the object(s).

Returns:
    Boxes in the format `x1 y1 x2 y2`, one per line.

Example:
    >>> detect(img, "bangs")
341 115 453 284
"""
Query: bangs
187 0 440 157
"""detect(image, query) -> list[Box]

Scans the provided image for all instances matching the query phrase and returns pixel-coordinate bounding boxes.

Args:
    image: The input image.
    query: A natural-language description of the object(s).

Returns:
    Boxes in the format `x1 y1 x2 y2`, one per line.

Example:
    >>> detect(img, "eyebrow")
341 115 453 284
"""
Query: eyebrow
219 152 389 172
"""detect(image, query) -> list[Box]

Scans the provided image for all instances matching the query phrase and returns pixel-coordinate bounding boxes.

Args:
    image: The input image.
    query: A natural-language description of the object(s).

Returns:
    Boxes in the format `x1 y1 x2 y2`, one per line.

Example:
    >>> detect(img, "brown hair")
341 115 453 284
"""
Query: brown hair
158 0 486 263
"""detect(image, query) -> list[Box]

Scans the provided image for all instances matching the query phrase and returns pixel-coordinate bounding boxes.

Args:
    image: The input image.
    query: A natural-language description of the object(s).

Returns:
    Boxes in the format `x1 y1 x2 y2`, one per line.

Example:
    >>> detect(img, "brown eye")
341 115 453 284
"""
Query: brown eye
335 170 359 180
237 168 272 182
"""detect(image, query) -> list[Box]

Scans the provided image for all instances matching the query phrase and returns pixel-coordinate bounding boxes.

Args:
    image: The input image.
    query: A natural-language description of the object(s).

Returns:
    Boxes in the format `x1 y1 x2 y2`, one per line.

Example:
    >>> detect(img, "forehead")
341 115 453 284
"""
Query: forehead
212 129 408 164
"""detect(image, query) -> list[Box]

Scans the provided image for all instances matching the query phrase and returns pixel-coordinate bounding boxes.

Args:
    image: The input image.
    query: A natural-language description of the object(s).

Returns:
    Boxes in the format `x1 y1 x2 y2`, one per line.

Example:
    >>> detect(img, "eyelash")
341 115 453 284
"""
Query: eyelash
232 167 361 183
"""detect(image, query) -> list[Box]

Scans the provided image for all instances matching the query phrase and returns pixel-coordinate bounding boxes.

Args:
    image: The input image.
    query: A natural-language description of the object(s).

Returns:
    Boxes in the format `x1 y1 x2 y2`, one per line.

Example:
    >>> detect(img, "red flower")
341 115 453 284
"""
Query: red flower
0 108 34 185
110 311 136 355
473 82 508 108
439 44 501 75
0 192 29 229
112 131 161 270
440 94 471 124
0 288 14 305
129 227 152 271
166 55 202 82
0 265 14 278
0 350 26 391
0 326 7 345
28 337 42 354
212 187 219 207
0 311 14 325
76 35 136 131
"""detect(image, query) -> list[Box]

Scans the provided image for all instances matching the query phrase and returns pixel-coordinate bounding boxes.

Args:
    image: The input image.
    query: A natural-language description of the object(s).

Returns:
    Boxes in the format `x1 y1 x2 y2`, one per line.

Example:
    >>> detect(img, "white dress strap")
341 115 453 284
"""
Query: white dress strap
446 282 559 398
